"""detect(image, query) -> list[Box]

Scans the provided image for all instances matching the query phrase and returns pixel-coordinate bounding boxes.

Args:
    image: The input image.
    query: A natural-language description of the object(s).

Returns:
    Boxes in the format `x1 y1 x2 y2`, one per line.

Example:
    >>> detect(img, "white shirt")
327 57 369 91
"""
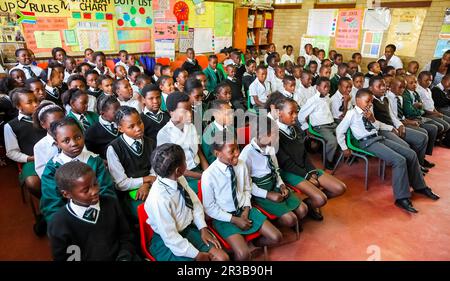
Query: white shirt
280 54 295 64
4 113 36 163
295 83 316 107
385 90 405 121
63 70 75 83
33 133 59 178
416 85 435 111
106 134 152 191
280 89 294 99
118 98 142 113
272 77 284 93
0 64 5 74
239 139 284 199
350 86 359 106
152 74 159 82
10 63 43 79
51 149 96 165
86 88 97 112
44 84 60 101
379 54 403 70
267 66 275 84
330 90 352 120
130 81 140 95
145 176 207 259
157 121 200 170
298 91 334 130
249 79 271 104
202 159 252 222
94 66 114 78
304 54 319 68
68 200 101 224
331 64 338 78
372 95 401 129
115 60 128 71
336 106 392 150
98 116 118 133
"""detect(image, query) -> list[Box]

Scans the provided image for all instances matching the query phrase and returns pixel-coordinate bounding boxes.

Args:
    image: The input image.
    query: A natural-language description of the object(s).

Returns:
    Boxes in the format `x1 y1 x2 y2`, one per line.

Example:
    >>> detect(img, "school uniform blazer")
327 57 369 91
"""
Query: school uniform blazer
40 150 116 223
203 66 225 94
67 110 99 131
431 86 450 109
402 90 424 119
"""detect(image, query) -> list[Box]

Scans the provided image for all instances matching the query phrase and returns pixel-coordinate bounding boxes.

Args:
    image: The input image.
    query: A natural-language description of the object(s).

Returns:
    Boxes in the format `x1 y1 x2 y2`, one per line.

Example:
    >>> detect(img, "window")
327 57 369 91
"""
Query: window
274 0 303 4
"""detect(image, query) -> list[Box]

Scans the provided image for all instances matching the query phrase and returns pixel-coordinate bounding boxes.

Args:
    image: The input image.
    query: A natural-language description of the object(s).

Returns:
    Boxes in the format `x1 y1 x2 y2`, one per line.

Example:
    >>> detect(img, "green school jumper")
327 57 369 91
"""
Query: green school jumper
204 66 225 95
67 110 99 131
40 151 116 223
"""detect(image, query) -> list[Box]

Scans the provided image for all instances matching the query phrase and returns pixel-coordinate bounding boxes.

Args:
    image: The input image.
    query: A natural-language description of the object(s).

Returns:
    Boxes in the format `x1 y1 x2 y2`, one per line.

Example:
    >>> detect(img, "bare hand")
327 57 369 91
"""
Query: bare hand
343 149 352 158
231 216 252 230
135 183 150 201
143 175 156 185
267 191 284 203
200 228 221 249
398 125 406 138
308 177 320 187
280 184 289 198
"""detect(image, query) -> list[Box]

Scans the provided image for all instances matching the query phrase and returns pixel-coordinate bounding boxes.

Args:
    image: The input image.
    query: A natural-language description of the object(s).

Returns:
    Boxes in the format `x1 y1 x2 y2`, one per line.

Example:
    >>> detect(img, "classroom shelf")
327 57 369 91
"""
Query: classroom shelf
233 7 274 53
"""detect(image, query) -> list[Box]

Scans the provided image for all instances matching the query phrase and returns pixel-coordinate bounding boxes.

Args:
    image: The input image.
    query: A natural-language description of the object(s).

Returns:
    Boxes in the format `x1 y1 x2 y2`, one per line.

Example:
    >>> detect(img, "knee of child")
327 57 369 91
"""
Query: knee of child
212 249 230 261
282 212 298 227
234 247 251 261
300 202 308 218
269 228 283 244
310 193 327 207
393 155 406 167
337 182 347 195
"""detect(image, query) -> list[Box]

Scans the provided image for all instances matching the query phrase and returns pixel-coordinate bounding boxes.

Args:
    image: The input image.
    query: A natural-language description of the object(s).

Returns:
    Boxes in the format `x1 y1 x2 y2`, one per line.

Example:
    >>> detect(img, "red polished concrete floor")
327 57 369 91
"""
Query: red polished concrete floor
1 147 449 261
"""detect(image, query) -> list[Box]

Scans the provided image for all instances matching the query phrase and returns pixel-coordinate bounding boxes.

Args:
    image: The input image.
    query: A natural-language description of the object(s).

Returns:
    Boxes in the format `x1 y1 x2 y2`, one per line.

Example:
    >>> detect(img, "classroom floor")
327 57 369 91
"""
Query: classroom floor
1 147 449 261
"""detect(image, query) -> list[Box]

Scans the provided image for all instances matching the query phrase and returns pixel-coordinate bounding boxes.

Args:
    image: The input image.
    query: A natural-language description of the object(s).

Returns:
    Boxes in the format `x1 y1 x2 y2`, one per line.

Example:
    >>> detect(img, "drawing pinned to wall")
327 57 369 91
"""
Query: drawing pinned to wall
179 28 194 52
114 1 153 27
307 9 338 37
214 2 233 37
154 23 177 40
63 30 78 46
193 27 213 53
299 35 331 57
385 8 427 57
117 27 152 53
434 8 450 57
361 31 383 58
155 39 175 60
0 11 25 43
186 0 214 28
67 17 116 52
335 9 363 50
21 17 68 56
153 0 178 39
363 8 391 31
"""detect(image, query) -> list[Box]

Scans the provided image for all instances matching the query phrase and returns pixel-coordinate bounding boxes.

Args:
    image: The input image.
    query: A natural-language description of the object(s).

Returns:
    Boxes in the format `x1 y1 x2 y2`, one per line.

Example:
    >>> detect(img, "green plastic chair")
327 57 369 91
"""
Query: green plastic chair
246 90 258 115
307 121 327 168
333 130 385 190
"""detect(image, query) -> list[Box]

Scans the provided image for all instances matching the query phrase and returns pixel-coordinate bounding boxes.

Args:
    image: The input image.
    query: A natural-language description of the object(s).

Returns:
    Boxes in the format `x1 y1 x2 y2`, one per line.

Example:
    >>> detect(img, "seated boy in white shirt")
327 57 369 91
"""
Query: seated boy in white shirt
249 65 272 110
157 92 209 193
298 77 338 170
330 77 353 124
10 48 43 79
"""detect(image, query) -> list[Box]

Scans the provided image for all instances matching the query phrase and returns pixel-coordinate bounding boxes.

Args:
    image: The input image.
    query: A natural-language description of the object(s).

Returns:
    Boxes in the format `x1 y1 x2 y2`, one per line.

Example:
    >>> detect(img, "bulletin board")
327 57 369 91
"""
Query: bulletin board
0 0 234 59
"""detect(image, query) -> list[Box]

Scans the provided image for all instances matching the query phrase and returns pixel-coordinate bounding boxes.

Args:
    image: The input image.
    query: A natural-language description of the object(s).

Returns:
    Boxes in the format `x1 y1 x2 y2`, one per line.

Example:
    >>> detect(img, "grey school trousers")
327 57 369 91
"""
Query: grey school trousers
359 136 427 200
314 123 338 162
379 128 428 166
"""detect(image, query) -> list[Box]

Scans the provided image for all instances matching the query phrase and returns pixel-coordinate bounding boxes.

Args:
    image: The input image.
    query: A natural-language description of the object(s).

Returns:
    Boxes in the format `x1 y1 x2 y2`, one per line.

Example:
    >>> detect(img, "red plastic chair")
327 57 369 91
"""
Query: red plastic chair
196 55 208 70
37 62 48 70
216 53 226 63
105 59 116 72
196 181 263 253
137 204 156 261
156 57 171 66
170 60 184 71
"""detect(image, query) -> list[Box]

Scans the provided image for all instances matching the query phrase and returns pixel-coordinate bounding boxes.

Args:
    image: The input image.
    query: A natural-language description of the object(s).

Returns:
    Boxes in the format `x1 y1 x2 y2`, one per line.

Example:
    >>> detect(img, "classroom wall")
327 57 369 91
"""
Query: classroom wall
272 0 448 70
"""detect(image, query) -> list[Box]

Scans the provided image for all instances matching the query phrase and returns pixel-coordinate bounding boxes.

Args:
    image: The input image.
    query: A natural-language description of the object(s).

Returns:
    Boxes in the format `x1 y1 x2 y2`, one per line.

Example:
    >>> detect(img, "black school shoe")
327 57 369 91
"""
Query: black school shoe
395 198 418 213
415 187 440 201
306 201 324 221
423 159 435 168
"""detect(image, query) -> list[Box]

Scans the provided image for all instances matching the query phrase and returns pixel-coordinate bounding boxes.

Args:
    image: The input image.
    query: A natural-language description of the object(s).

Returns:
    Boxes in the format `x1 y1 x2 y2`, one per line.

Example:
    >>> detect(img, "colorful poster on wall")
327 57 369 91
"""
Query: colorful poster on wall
155 39 175 60
69 0 115 14
361 31 383 58
117 27 152 53
67 18 117 52
335 9 363 49
385 8 427 57
299 35 331 58
21 17 69 56
0 11 25 43
186 1 214 28
2 0 71 18
434 8 450 57
306 9 338 37
214 2 233 37
153 0 178 40
179 28 194 52
114 0 153 27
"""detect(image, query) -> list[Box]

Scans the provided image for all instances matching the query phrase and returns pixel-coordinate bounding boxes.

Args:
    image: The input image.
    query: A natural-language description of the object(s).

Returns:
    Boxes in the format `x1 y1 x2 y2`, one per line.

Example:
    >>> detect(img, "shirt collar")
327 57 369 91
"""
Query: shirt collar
267 112 276 120
123 134 141 146
281 89 293 98
44 133 57 146
437 83 444 91
157 176 178 191
45 84 55 92
70 110 83 120
355 106 364 114
89 87 100 92
17 112 31 121
187 58 195 64
213 120 226 131
99 116 115 127
276 120 291 134
69 199 100 220
227 76 235 82
215 158 231 173
143 107 162 115
250 138 274 155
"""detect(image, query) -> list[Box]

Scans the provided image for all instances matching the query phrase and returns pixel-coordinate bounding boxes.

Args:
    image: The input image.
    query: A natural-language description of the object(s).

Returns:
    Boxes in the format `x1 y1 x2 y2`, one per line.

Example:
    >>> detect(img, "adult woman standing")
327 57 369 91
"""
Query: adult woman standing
423 50 450 87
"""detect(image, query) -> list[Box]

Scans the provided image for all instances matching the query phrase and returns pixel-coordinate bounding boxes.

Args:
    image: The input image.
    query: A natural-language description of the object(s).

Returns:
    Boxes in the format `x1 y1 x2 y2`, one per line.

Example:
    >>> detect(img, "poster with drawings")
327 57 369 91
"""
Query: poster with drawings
179 28 194 52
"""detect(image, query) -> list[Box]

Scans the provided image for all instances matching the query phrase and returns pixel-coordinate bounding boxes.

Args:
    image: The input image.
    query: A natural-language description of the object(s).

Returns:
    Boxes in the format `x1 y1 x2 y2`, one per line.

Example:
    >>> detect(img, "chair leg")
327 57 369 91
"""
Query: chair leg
263 246 268 261
381 160 386 181
321 139 326 168
331 151 344 175
363 156 369 191
295 221 300 241
348 155 356 166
